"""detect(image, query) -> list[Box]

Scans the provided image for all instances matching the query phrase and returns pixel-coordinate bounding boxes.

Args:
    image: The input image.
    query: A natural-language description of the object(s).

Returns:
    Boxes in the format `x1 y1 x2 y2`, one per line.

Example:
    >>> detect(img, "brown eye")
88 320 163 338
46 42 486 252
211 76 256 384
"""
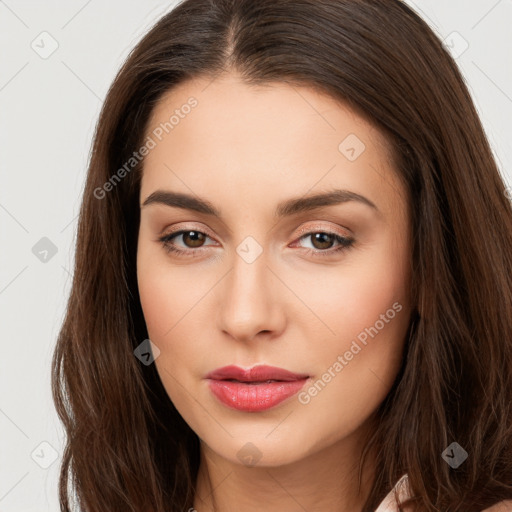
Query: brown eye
181 231 206 248
310 232 336 250
293 230 355 258
158 229 217 257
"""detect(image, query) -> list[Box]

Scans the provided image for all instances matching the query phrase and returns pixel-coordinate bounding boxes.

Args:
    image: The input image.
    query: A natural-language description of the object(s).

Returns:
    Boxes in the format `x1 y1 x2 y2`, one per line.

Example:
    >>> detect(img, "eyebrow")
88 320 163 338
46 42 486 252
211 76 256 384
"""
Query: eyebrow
141 188 378 217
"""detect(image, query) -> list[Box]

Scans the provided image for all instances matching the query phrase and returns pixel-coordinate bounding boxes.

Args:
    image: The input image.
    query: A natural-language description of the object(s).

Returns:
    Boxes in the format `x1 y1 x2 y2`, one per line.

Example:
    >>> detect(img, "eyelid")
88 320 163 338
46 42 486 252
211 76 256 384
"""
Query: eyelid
161 222 219 241
293 222 352 239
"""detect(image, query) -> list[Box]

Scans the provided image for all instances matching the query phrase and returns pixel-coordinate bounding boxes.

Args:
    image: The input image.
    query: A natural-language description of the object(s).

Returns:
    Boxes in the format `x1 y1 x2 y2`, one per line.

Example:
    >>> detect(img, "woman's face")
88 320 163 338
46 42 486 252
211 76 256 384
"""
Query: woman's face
137 72 412 467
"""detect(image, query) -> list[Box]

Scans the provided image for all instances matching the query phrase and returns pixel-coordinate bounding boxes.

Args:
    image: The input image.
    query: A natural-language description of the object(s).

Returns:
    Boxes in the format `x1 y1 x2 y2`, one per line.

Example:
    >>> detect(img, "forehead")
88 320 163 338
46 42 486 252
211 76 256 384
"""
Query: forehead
140 73 405 218
145 73 392 154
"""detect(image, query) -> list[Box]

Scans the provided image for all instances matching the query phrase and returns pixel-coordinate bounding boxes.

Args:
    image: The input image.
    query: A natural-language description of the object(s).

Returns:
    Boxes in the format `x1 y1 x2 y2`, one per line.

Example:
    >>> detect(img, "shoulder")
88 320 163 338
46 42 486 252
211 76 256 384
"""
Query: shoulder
374 474 410 512
481 500 512 511
375 474 512 512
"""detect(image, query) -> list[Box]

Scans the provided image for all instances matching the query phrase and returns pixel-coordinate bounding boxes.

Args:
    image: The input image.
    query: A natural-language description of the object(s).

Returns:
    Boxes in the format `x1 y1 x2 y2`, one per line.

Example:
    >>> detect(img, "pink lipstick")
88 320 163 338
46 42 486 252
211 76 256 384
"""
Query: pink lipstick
205 365 309 412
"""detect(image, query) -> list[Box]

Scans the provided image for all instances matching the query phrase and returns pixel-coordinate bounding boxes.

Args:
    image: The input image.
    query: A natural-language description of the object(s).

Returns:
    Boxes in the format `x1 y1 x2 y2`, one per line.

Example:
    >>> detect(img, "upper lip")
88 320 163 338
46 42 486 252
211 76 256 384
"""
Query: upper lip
205 365 309 382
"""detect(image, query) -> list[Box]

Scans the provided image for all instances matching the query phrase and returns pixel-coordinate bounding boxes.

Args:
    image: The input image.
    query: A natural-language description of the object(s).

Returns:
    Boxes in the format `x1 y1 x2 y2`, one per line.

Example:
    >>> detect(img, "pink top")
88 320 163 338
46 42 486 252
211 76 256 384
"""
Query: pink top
374 474 410 512
374 474 512 512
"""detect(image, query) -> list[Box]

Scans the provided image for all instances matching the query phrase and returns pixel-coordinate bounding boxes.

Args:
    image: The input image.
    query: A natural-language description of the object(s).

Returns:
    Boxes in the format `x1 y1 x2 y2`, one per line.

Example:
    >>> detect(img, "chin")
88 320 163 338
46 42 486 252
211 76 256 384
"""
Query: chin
202 432 314 469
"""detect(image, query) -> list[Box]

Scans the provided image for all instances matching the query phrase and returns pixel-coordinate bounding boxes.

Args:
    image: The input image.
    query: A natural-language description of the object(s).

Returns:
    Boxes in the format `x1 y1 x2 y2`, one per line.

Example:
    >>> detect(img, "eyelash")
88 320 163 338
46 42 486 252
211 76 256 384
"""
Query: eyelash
157 228 355 259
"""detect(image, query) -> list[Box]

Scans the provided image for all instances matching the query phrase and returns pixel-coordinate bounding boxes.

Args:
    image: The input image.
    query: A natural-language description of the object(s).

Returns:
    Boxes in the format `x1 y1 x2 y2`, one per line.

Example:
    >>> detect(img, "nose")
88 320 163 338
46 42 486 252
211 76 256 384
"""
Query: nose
216 249 285 344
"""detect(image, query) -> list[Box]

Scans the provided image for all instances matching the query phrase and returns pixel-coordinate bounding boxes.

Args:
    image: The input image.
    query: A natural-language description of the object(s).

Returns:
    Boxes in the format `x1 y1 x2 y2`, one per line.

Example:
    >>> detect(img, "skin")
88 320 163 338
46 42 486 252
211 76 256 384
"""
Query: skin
136 72 413 512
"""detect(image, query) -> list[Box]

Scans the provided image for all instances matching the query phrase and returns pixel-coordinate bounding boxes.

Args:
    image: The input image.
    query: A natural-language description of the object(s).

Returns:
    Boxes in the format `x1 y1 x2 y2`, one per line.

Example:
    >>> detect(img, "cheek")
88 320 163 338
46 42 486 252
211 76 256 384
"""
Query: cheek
292 286 409 451
137 268 175 341
298 241 410 403
136 251 217 390
137 262 196 411
137 248 210 340
307 245 408 343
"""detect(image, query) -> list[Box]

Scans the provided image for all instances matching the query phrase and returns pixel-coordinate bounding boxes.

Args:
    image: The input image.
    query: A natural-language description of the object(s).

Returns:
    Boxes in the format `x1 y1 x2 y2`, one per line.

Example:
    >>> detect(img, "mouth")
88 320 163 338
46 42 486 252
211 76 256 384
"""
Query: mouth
205 365 310 412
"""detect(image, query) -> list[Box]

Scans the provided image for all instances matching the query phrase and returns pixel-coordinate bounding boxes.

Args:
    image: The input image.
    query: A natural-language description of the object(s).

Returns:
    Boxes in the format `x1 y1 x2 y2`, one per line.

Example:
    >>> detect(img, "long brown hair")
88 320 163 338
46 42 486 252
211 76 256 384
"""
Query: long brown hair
51 0 512 510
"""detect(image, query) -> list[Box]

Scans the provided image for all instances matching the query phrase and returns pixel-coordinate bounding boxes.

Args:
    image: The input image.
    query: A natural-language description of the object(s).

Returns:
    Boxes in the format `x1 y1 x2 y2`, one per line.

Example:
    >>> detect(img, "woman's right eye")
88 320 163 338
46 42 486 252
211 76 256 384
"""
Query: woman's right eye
158 230 215 256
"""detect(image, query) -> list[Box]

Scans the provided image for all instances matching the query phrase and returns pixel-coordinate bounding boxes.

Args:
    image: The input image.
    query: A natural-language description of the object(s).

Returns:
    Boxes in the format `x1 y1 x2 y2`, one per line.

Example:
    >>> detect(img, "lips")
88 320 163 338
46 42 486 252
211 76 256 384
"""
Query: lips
205 365 309 412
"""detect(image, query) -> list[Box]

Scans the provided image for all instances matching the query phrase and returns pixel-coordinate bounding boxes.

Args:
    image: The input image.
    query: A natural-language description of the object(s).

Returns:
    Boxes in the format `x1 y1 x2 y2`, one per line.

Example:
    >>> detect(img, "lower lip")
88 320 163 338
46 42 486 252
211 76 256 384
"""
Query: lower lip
207 379 308 412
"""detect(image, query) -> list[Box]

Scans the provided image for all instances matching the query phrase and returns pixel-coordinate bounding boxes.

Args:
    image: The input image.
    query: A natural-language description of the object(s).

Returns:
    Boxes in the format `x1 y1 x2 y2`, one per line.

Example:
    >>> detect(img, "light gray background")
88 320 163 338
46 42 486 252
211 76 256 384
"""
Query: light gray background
1 1 511 510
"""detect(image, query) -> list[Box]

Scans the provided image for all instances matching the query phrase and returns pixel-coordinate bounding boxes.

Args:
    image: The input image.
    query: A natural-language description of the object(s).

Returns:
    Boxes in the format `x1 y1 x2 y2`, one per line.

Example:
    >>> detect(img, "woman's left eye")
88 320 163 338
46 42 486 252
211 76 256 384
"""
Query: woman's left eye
158 229 355 258
294 231 355 256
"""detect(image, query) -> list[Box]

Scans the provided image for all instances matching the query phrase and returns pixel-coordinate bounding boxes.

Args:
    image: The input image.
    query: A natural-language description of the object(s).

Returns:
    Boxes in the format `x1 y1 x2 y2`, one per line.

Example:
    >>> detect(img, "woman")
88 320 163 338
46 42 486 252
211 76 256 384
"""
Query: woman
51 0 512 510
